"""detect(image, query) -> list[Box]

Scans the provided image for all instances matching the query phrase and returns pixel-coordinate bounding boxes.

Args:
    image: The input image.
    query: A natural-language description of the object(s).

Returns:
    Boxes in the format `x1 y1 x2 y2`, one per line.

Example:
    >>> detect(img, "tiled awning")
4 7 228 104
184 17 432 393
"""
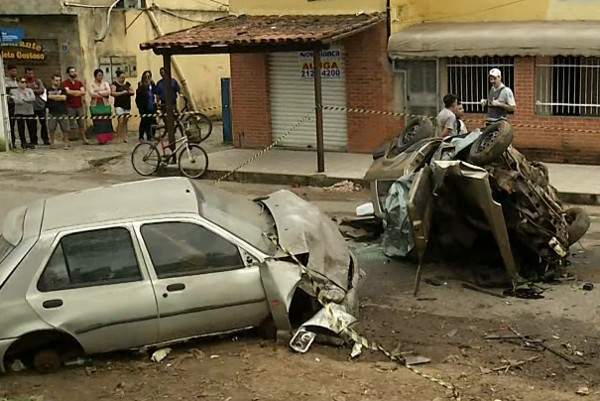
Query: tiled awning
141 13 385 54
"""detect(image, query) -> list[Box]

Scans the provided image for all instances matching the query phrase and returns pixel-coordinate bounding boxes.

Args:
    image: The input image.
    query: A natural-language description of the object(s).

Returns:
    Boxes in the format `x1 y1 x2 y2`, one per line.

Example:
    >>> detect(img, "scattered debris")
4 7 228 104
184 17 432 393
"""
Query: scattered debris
10 359 26 372
150 348 172 363
325 180 362 193
64 357 91 367
350 342 363 359
483 356 541 374
416 297 437 301
210 354 220 359
289 328 317 354
404 355 431 366
462 283 507 299
446 329 458 338
576 386 590 396
424 278 446 287
582 283 594 291
503 285 545 299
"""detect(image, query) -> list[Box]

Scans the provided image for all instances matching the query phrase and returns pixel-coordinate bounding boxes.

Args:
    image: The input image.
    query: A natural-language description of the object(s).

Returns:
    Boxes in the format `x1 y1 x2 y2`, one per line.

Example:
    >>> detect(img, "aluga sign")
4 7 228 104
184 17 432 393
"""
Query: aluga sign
299 48 344 80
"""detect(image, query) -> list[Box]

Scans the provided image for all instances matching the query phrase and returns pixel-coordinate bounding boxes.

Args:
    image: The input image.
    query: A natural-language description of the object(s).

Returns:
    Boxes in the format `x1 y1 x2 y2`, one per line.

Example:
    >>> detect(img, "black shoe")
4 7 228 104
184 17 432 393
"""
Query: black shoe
27 143 36 149
43 141 51 146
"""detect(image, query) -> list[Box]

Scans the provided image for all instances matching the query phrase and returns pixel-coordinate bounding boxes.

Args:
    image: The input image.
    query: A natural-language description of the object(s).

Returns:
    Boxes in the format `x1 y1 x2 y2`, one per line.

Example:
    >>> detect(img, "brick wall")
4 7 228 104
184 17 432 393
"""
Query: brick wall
464 56 600 164
344 21 400 153
230 53 272 148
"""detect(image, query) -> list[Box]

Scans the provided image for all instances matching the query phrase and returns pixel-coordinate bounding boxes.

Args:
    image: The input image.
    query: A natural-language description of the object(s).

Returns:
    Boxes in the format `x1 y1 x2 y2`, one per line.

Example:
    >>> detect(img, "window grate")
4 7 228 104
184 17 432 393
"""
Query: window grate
536 56 600 116
447 56 515 113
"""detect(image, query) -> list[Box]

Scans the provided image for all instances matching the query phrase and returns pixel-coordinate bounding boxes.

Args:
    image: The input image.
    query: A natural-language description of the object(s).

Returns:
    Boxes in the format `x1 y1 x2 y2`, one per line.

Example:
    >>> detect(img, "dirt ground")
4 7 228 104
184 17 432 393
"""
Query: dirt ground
1 170 600 401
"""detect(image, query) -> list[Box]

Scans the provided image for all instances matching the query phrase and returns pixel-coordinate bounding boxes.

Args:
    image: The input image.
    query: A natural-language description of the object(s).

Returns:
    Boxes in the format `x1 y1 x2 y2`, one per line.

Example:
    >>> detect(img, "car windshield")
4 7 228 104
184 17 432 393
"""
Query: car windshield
191 182 277 255
0 236 14 265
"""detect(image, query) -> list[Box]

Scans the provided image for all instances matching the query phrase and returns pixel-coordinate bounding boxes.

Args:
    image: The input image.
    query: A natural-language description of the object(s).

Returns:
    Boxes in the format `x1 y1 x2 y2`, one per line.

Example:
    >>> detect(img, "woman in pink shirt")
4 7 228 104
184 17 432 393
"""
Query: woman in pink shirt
90 69 111 106
89 68 114 143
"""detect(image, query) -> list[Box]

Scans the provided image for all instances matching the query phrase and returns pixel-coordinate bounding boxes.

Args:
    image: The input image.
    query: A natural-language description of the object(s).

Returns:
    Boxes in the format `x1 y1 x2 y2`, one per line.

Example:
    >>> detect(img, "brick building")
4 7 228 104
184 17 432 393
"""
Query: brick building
229 15 396 153
389 21 600 164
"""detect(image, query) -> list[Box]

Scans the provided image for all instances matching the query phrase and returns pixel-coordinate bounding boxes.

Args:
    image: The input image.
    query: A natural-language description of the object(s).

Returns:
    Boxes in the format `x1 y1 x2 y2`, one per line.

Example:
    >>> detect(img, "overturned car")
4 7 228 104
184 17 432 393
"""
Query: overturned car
365 119 590 282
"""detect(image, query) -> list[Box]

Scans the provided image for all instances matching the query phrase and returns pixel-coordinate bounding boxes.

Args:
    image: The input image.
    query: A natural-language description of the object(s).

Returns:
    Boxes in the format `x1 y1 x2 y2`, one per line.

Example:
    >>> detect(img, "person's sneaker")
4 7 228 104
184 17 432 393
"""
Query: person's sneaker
27 143 36 149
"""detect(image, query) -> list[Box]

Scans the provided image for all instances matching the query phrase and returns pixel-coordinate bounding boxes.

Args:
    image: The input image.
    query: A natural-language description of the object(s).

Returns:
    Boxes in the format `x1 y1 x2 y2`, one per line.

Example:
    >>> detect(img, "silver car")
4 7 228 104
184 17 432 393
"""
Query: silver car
0 178 360 373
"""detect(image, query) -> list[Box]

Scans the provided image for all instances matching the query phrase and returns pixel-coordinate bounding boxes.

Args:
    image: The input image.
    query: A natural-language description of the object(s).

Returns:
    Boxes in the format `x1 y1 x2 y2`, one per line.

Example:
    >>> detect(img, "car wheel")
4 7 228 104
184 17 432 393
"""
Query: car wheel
468 121 513 165
565 207 590 245
32 349 61 374
401 117 434 146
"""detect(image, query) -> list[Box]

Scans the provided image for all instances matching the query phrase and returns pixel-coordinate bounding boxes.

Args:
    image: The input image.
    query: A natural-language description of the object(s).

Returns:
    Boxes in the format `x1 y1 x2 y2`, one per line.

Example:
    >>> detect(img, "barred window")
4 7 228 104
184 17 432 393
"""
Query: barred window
447 56 515 113
536 56 600 116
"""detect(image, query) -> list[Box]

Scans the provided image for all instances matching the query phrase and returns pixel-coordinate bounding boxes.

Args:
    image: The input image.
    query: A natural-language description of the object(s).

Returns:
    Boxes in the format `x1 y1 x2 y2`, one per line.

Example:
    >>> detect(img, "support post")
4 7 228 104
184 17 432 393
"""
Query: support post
162 52 176 153
313 47 325 173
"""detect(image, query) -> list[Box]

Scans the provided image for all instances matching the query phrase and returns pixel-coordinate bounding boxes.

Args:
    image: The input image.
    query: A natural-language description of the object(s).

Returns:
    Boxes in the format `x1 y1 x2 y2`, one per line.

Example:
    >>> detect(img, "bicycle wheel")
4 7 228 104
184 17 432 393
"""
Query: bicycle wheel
178 144 208 179
131 142 161 176
184 113 212 143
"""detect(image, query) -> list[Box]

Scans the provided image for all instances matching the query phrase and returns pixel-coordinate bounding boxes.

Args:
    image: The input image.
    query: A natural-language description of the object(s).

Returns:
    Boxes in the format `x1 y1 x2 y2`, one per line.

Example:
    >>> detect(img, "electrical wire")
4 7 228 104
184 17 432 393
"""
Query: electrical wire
95 0 122 42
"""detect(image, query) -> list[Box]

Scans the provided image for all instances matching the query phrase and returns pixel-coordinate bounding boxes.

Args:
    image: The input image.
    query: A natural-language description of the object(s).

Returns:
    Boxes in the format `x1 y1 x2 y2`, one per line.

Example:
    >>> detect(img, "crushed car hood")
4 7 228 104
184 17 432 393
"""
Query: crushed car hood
260 190 351 291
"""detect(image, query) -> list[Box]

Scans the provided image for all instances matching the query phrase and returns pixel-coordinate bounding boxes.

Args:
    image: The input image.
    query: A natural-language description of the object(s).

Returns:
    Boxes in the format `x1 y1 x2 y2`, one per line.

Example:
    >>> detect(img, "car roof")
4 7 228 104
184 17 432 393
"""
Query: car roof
41 177 199 231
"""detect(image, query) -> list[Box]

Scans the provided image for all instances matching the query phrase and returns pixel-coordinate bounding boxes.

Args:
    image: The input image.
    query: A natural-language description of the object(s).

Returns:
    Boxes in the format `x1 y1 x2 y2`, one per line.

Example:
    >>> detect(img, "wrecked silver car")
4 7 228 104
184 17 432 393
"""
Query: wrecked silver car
0 178 360 373
365 119 590 282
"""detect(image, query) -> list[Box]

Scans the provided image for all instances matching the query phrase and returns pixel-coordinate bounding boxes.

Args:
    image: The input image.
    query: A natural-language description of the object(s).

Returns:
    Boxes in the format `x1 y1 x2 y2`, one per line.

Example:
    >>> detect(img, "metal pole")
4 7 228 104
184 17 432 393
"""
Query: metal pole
313 47 324 173
163 53 176 153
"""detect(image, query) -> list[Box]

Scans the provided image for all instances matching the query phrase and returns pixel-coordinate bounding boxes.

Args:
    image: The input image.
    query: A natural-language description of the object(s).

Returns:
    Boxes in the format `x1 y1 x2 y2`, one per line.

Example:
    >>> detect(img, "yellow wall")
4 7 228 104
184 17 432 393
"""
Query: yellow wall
230 0 386 15
75 4 229 117
392 0 600 31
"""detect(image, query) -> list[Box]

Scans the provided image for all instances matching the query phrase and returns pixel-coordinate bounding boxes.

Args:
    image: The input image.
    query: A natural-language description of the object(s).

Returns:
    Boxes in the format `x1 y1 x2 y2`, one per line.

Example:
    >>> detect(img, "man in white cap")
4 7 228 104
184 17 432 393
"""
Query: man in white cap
480 68 516 123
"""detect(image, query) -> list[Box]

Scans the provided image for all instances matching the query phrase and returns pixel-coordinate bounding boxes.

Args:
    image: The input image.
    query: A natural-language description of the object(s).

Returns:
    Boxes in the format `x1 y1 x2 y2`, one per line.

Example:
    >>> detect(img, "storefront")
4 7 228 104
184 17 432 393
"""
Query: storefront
142 13 397 158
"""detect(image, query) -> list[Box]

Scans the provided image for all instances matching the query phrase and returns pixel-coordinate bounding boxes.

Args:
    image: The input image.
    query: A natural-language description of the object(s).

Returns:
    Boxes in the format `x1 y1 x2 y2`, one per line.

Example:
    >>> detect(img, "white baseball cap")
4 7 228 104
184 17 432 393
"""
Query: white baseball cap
489 68 502 78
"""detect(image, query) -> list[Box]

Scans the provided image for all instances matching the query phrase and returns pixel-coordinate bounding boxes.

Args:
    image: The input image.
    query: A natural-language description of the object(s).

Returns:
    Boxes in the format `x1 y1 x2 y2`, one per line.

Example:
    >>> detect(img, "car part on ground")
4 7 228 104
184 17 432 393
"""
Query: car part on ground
365 121 589 282
0 178 361 373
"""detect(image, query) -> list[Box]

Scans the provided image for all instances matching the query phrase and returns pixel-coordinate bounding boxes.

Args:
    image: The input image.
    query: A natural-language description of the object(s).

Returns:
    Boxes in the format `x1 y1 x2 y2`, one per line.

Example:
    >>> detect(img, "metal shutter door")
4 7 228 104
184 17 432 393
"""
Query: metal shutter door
269 50 348 150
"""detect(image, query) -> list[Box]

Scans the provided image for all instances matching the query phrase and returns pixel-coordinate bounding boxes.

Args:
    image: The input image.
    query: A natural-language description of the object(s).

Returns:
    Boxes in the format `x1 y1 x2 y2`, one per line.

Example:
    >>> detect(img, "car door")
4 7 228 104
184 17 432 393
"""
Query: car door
27 225 159 354
135 219 269 342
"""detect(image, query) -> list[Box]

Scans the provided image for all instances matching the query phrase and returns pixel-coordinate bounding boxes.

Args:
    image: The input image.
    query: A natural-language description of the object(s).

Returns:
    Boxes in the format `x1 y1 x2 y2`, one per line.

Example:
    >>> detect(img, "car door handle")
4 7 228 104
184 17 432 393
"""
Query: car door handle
42 299 63 309
166 283 185 292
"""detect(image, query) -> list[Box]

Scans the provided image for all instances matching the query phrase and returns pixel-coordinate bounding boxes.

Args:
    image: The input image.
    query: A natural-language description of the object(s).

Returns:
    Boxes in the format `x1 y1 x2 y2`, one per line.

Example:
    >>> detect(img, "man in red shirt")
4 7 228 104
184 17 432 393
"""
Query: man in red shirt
63 66 89 144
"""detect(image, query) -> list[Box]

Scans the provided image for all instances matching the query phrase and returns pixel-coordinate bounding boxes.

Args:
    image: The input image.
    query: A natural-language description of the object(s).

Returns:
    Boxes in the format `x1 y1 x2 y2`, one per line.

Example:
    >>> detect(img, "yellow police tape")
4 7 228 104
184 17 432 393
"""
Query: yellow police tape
262 233 461 400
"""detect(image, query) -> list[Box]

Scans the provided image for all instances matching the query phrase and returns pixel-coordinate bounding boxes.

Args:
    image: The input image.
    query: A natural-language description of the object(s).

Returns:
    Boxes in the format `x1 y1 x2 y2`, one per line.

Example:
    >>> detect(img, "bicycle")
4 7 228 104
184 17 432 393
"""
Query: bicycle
159 96 212 144
131 128 209 179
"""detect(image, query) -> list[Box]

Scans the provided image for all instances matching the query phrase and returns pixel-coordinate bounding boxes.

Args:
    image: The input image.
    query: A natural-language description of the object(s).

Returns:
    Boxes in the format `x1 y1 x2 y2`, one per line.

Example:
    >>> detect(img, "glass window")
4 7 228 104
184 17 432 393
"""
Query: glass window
141 222 244 279
447 56 515 113
38 227 142 292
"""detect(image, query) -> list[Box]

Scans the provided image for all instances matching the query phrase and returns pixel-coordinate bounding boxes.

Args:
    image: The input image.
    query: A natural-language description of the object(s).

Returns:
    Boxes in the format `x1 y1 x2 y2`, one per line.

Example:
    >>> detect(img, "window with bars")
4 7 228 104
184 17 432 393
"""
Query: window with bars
536 56 600 116
447 56 515 113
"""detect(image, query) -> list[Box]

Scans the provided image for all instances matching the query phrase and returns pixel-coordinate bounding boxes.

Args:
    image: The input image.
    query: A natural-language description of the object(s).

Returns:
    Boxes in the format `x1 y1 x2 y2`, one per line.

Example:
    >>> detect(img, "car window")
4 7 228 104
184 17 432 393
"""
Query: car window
38 227 142 292
141 222 244 279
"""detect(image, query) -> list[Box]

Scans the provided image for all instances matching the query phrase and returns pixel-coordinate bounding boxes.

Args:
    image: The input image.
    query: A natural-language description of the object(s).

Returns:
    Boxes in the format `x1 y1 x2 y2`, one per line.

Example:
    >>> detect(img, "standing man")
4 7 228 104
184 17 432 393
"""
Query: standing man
24 67 50 145
436 94 458 137
4 65 19 149
63 66 89 144
46 74 70 149
481 68 516 123
155 66 180 108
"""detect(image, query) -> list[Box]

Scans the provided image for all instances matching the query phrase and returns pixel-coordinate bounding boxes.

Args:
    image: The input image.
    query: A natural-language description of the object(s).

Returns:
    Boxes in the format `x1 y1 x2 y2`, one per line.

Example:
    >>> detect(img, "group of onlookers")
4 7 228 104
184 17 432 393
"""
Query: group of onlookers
4 65 181 150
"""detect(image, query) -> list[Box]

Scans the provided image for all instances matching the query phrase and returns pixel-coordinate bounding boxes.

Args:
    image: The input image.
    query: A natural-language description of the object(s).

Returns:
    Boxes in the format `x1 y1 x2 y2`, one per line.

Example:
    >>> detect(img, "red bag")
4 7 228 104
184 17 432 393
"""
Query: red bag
96 133 113 144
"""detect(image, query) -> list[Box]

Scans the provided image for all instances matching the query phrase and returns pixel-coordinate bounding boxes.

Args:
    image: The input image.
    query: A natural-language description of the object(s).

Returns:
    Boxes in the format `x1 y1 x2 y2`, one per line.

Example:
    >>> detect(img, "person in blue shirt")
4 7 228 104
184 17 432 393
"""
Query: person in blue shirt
155 67 181 108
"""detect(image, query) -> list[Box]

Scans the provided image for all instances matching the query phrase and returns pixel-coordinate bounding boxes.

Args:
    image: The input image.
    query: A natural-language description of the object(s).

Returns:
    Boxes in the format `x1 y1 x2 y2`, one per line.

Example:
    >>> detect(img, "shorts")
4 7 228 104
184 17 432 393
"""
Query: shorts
66 107 86 129
115 107 131 116
48 114 70 134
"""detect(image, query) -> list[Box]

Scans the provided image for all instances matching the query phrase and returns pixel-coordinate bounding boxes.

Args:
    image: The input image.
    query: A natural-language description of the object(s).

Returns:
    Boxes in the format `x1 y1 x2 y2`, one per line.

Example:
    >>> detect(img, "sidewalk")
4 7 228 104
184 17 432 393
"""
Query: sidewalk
205 148 600 204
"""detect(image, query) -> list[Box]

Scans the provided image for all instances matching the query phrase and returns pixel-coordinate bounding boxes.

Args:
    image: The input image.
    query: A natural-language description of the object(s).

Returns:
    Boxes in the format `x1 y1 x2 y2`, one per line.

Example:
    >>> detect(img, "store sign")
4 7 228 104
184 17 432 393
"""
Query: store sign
1 40 46 63
0 27 24 44
299 48 344 80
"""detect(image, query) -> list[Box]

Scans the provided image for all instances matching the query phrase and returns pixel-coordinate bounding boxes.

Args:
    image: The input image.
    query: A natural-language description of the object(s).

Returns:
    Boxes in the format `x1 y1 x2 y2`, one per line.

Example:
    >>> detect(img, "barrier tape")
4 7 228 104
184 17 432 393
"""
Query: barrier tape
323 104 600 135
262 233 461 400
215 113 313 183
6 106 220 121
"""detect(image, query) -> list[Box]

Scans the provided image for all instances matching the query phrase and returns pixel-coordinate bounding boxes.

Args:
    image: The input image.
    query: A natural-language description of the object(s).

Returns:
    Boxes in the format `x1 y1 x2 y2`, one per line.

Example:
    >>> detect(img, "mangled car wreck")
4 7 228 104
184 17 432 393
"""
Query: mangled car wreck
364 119 590 284
0 178 359 372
